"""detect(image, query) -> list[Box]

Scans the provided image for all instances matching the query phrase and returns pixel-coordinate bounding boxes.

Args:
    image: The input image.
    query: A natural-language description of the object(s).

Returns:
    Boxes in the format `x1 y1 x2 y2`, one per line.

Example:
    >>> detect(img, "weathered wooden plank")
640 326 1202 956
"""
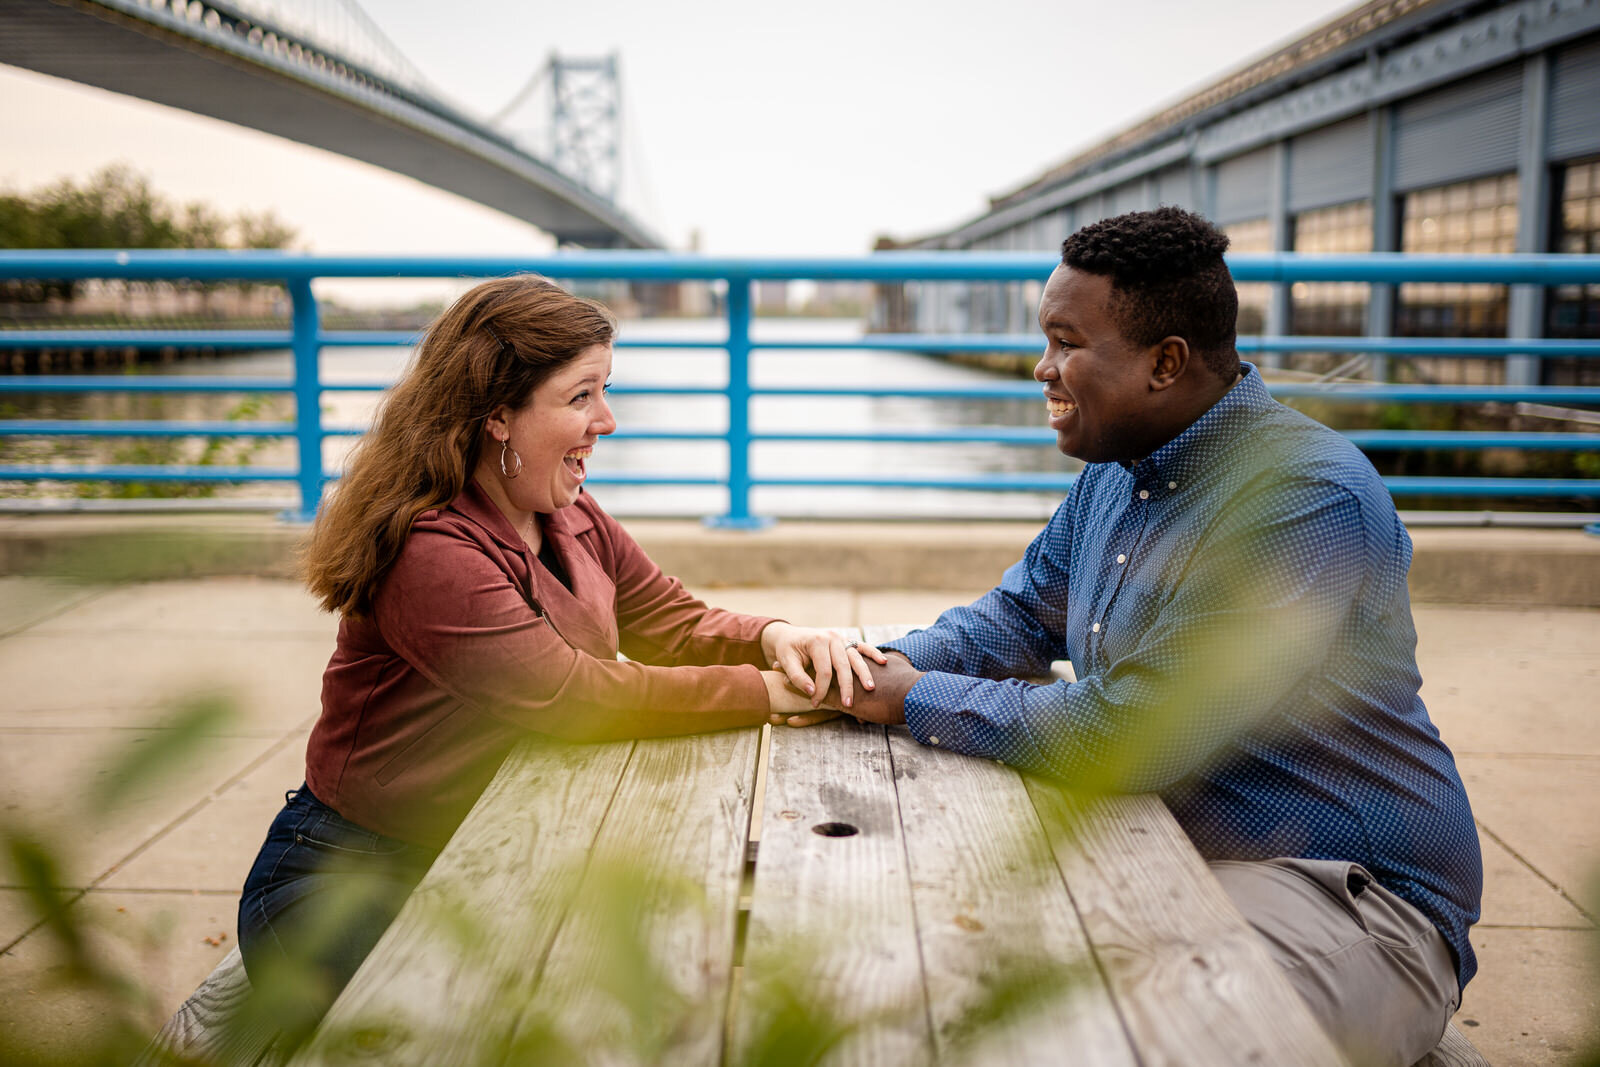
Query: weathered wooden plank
289 737 636 1066
507 727 763 1064
862 622 1135 1063
133 946 289 1067
1413 1023 1490 1067
735 711 933 1061
884 729 1137 1065
1026 785 1347 1066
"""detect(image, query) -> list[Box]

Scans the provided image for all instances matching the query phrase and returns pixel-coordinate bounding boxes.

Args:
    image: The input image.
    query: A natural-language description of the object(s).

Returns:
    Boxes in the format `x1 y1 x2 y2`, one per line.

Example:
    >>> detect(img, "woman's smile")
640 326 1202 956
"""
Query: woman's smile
563 446 593 482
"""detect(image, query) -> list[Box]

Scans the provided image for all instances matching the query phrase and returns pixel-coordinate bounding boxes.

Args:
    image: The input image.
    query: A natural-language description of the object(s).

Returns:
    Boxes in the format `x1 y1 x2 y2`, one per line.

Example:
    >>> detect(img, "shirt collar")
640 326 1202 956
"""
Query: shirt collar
446 479 595 554
1124 362 1270 490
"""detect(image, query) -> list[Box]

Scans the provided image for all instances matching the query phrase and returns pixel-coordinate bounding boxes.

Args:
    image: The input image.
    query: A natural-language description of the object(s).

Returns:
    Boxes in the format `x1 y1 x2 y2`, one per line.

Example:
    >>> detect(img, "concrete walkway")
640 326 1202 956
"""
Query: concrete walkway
1 575 1596 1064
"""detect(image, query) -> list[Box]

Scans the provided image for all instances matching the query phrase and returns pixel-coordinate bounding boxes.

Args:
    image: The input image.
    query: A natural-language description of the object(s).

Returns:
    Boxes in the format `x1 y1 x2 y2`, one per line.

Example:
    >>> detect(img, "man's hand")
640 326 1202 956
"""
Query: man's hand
773 650 923 727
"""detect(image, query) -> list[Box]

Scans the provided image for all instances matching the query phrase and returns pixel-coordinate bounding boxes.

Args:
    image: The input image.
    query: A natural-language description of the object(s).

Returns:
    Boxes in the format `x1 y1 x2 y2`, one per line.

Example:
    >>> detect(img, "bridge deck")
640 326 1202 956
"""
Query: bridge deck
0 0 657 247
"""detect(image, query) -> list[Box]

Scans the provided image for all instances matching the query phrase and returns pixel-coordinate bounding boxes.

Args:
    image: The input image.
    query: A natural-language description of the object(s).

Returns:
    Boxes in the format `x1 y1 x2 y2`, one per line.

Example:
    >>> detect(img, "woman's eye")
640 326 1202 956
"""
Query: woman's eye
603 380 612 393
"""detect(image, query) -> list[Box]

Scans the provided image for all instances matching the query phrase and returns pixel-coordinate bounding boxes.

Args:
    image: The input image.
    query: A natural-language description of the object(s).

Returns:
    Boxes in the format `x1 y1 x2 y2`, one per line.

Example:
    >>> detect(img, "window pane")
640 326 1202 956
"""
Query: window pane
1396 173 1518 384
1545 158 1600 385
1289 201 1373 370
1224 217 1272 336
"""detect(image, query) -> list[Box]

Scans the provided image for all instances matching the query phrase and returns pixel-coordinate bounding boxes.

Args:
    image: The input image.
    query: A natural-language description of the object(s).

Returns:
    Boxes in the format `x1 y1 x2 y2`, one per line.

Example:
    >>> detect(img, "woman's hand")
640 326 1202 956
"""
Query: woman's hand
759 623 888 711
759 671 844 729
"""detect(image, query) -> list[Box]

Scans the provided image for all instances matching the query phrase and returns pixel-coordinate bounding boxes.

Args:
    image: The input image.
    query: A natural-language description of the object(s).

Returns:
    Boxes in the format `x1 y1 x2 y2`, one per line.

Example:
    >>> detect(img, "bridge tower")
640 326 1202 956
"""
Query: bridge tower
491 52 621 204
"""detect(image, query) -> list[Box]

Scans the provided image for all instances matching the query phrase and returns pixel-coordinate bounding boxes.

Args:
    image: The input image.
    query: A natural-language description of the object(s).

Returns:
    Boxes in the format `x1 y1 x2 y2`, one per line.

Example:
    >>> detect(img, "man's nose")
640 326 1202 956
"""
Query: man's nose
1033 349 1057 382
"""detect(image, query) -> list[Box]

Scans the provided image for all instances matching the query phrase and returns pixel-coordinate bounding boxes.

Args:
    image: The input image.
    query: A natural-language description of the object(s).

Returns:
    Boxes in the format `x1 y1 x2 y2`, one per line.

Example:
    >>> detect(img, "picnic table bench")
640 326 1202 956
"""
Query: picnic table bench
146 625 1487 1065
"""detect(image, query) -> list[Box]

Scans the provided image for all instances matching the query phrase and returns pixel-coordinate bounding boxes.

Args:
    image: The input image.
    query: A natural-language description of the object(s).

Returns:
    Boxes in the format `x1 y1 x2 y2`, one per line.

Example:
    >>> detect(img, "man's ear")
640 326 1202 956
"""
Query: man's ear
1149 336 1190 391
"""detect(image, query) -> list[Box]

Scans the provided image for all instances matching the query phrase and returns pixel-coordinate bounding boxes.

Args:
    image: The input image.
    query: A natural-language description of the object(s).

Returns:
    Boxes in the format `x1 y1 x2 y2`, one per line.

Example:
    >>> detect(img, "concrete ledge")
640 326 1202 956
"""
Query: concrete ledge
1 514 1596 607
0 515 303 584
1406 528 1600 608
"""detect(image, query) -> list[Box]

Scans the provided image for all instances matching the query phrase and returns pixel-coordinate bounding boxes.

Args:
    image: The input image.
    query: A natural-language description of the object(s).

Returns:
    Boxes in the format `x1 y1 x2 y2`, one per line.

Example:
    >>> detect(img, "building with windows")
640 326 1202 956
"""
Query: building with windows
884 0 1600 386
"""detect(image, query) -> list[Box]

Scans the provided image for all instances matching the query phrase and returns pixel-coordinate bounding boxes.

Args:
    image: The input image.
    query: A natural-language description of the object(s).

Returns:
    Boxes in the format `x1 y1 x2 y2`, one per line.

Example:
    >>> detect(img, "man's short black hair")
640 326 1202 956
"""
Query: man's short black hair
1060 207 1242 380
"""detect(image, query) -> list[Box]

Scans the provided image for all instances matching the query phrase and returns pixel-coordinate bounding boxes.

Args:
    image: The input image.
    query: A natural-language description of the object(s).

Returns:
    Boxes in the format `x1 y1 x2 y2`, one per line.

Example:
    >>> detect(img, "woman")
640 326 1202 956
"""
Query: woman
237 275 880 1022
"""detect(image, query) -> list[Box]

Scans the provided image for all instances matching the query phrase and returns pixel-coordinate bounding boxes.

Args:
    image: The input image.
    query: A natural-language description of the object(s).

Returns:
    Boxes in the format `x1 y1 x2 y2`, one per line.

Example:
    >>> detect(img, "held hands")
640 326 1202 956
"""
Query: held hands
759 622 888 725
801 651 922 726
760 645 924 729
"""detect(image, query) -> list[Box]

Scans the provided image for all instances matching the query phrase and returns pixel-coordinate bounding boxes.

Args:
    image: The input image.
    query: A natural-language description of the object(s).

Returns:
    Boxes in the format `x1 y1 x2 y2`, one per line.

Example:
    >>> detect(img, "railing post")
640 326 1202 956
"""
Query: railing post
707 275 769 529
286 276 323 522
1507 54 1552 388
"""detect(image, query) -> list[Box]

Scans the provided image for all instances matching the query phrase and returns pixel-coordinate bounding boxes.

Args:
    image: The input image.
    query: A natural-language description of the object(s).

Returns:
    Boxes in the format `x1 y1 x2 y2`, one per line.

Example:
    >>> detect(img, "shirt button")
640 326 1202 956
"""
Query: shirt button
928 736 941 746
1167 481 1177 490
1116 553 1127 564
1091 622 1101 633
1138 489 1150 500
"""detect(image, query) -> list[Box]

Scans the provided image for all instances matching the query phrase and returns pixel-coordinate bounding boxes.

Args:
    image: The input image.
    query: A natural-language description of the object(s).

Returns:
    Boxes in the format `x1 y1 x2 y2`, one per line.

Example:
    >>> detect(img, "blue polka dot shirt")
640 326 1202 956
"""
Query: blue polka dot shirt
886 364 1481 989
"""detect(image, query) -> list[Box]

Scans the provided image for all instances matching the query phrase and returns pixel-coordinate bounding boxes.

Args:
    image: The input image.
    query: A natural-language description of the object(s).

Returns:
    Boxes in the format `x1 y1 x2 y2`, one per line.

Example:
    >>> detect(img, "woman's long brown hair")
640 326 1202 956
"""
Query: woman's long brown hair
301 275 615 618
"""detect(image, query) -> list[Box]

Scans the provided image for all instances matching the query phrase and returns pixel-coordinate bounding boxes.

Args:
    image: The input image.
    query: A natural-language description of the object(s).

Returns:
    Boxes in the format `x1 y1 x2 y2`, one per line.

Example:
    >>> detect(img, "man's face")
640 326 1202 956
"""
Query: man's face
1033 265 1158 464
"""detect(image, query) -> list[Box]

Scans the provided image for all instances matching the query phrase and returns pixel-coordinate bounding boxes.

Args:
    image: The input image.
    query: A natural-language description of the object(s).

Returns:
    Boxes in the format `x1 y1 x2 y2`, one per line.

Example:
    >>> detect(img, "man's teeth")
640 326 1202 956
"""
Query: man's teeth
1047 399 1075 417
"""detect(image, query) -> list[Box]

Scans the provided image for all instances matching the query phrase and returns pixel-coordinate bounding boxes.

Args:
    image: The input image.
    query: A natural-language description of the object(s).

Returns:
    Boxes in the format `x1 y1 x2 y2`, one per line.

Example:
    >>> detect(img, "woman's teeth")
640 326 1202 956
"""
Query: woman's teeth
563 447 591 476
1048 398 1076 417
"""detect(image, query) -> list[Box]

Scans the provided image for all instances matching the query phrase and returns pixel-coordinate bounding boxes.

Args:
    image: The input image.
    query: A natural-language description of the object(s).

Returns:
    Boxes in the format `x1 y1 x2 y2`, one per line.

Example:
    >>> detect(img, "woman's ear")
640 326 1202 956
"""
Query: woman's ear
483 405 512 442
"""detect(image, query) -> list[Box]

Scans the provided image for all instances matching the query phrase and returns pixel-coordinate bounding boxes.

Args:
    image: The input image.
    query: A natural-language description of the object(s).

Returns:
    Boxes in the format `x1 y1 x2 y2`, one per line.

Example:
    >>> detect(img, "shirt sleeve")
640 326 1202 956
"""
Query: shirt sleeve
901 480 1368 793
373 524 769 742
885 497 1075 679
595 505 777 669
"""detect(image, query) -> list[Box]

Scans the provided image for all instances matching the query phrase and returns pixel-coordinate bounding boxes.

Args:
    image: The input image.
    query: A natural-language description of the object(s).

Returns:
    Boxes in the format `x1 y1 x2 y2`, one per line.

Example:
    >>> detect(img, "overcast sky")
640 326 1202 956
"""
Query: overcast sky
2 0 1361 259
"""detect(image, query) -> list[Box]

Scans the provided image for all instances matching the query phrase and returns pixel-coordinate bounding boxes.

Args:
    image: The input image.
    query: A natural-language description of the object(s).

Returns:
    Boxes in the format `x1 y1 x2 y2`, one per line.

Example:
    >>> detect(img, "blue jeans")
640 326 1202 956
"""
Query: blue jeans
237 784 438 1026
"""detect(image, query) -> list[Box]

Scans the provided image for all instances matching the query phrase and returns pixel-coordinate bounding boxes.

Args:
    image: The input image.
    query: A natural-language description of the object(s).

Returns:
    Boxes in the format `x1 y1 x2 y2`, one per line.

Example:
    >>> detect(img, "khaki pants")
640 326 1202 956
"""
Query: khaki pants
1211 857 1461 1067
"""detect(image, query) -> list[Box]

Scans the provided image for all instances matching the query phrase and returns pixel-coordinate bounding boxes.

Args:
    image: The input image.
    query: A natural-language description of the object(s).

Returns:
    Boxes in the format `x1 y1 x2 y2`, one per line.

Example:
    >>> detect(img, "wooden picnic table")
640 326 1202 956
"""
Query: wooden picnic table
280 624 1347 1066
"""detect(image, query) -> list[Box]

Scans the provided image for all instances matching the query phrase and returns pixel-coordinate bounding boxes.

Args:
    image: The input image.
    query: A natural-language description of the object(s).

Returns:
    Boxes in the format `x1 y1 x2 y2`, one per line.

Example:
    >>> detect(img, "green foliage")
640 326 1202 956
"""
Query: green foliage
0 717 1093 1065
0 692 243 1066
0 164 297 302
88 694 234 813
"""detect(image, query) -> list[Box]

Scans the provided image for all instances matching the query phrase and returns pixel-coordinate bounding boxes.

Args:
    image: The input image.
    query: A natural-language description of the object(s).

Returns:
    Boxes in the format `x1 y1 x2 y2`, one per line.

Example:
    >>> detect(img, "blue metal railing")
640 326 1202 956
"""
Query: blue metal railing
1 250 1598 523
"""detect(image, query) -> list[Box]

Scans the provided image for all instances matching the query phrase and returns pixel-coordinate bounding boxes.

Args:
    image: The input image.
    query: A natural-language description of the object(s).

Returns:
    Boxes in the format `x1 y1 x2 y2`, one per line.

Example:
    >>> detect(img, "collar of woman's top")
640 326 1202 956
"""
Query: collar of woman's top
450 477 596 555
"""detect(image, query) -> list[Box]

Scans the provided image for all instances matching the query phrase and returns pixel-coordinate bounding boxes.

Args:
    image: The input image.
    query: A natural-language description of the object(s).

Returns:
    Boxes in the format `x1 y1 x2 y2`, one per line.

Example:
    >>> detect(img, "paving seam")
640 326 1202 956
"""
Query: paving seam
0 719 313 956
0 584 115 641
1474 818 1598 925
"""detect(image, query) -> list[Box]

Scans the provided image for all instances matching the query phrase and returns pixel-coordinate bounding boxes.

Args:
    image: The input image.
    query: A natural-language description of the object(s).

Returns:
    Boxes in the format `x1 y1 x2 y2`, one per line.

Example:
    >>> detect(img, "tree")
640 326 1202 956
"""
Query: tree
0 165 298 303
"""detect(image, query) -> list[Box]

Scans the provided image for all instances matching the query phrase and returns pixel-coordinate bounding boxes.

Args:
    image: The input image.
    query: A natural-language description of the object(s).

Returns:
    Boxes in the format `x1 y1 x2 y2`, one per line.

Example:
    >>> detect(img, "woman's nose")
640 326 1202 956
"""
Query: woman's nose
594 396 618 435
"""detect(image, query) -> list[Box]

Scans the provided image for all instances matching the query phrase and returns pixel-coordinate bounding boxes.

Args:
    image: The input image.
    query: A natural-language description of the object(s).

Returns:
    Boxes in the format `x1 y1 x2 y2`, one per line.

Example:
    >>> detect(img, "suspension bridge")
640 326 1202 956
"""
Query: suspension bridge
0 0 659 247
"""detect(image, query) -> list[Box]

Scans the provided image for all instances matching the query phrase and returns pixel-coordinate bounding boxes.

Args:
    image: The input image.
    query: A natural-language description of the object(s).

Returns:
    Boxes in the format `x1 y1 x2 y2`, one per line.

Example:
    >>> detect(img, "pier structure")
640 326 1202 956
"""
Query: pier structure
883 0 1600 391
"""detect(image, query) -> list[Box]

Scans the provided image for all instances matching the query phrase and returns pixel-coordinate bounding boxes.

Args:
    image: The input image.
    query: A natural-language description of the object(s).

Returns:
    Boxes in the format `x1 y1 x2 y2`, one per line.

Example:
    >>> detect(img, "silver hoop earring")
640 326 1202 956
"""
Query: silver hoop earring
499 439 523 479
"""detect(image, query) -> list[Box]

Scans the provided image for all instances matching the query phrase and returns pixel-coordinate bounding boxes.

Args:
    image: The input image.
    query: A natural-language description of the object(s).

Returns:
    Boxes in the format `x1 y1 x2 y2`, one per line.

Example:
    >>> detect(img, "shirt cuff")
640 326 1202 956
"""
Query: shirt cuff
881 629 950 673
901 671 1033 766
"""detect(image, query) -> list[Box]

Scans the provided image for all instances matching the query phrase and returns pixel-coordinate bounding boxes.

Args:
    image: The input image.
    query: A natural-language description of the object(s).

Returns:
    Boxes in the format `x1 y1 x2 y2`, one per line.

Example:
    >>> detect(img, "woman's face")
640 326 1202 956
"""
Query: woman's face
486 343 616 515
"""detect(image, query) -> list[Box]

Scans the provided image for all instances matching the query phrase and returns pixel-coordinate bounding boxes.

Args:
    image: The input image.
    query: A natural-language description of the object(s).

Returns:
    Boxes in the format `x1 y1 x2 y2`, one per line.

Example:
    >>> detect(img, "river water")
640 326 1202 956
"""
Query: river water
6 318 1079 520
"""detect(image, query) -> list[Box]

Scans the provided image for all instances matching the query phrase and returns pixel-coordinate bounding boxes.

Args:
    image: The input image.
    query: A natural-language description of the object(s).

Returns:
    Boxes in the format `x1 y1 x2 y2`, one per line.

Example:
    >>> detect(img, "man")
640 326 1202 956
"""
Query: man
800 207 1480 1065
